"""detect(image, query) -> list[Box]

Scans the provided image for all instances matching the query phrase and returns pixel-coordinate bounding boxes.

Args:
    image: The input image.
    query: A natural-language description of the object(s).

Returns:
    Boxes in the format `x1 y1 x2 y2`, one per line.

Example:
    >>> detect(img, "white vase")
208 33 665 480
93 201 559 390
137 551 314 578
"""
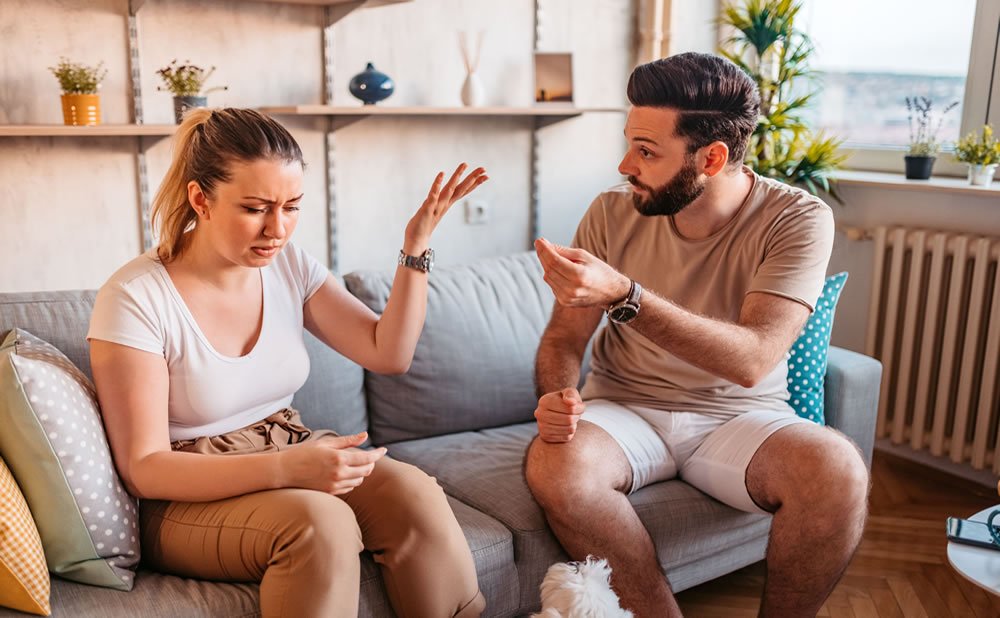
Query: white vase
461 71 485 107
967 163 998 186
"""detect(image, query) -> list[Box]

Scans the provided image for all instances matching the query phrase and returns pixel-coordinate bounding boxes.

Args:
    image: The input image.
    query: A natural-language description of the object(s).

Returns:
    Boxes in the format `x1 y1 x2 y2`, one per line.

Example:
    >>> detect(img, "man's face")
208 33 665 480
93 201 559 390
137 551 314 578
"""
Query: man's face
618 107 706 217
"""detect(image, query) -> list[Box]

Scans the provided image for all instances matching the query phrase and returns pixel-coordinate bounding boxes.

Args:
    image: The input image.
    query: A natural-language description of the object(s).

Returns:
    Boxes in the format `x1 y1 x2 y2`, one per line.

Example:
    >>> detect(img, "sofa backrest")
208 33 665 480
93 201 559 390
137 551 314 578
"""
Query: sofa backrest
345 251 586 444
0 290 368 437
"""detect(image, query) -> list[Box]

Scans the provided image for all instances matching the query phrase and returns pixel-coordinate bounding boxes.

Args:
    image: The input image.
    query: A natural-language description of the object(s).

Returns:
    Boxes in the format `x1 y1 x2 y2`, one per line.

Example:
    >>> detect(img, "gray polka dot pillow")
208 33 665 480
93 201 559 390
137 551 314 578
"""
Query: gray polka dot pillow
0 328 139 590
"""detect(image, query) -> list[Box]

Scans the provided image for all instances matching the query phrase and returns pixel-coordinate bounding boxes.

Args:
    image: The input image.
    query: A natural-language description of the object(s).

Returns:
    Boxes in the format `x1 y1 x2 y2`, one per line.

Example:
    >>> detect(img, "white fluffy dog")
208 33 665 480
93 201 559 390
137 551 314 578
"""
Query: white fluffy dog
531 556 634 618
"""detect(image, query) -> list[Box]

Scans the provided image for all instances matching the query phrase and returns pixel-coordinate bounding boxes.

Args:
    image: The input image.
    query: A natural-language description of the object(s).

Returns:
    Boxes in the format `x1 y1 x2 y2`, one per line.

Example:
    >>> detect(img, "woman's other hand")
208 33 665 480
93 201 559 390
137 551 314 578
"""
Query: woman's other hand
279 432 387 495
403 163 488 254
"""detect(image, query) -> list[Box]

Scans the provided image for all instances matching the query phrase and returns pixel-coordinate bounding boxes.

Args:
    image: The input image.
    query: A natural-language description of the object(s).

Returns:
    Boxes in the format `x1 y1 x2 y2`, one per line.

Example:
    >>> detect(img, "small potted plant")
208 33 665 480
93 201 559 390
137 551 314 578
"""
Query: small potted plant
904 96 958 180
156 60 228 123
48 57 107 126
954 124 1000 186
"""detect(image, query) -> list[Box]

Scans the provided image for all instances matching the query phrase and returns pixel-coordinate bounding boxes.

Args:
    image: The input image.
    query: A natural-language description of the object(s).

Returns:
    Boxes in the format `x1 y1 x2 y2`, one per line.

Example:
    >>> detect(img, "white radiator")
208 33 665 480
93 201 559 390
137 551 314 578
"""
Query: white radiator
859 226 1000 474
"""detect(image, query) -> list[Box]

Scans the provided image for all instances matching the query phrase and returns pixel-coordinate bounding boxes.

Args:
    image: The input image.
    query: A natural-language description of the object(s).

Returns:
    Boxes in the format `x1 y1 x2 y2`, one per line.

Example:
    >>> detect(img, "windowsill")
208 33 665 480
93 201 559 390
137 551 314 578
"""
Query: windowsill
832 170 1000 196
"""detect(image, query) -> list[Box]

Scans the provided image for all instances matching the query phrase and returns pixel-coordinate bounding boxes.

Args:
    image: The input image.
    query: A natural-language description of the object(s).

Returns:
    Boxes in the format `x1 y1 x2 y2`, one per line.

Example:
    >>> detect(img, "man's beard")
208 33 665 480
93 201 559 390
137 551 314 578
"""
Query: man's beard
629 157 705 217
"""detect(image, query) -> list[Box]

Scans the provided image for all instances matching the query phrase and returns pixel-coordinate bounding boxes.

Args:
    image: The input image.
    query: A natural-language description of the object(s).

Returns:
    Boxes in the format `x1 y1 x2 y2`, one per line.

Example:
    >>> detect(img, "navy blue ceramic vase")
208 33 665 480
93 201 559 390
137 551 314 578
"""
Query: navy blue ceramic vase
348 62 394 105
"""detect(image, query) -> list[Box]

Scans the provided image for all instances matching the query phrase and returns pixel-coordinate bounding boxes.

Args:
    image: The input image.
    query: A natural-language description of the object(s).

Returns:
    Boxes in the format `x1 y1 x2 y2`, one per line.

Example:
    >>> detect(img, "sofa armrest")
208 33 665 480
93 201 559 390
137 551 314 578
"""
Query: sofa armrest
824 346 882 469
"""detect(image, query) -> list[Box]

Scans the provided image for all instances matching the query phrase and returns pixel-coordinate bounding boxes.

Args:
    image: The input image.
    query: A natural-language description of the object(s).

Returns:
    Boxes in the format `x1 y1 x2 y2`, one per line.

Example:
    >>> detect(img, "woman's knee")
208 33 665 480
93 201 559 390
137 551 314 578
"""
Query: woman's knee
378 462 456 535
273 489 364 559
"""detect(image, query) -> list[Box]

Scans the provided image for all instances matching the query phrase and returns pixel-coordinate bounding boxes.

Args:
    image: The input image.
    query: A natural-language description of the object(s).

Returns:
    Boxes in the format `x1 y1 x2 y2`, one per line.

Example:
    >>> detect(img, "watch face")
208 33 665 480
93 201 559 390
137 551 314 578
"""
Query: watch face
609 304 638 324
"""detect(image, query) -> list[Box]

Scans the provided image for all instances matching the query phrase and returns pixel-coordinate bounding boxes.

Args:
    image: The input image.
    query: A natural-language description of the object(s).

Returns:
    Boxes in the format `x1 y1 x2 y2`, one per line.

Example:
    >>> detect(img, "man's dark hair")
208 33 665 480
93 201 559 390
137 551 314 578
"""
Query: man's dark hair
626 52 760 165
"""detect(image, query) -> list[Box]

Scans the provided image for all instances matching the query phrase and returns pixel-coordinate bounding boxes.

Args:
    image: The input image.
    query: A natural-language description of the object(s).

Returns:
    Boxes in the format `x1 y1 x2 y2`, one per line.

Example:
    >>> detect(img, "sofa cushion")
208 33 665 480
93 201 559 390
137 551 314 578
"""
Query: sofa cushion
787 272 848 424
386 423 772 611
7 496 518 618
0 329 139 591
344 252 557 444
0 291 97 380
293 330 368 437
0 456 50 616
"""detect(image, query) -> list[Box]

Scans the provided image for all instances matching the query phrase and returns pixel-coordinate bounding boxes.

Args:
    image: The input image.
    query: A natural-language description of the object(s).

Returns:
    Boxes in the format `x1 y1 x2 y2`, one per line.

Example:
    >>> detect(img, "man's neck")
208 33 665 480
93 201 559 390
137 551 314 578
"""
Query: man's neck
671 167 754 240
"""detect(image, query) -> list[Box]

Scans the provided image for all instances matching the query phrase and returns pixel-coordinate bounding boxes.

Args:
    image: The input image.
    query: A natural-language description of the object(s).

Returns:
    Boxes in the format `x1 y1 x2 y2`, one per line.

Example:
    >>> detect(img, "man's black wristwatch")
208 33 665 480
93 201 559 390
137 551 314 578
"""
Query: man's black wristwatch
607 279 642 324
398 248 434 273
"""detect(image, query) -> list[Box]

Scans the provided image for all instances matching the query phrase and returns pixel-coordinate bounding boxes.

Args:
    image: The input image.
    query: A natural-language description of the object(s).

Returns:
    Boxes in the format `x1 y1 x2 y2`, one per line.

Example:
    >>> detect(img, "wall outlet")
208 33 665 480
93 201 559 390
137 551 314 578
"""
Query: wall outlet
464 199 489 225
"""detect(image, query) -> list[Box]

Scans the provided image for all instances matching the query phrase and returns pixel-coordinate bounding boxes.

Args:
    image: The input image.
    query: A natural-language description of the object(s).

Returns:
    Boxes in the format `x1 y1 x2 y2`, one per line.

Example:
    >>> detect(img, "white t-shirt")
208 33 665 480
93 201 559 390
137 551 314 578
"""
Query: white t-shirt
87 243 329 442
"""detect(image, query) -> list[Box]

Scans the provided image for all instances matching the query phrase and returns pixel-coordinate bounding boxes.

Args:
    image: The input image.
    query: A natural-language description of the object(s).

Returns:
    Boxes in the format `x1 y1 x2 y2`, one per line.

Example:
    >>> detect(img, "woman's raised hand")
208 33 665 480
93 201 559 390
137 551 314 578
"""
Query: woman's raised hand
404 163 488 253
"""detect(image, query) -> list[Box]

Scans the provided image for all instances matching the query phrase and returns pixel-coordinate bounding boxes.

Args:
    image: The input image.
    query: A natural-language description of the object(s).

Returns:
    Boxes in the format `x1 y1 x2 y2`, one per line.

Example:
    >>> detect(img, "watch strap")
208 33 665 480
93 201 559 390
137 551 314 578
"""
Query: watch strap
398 249 433 273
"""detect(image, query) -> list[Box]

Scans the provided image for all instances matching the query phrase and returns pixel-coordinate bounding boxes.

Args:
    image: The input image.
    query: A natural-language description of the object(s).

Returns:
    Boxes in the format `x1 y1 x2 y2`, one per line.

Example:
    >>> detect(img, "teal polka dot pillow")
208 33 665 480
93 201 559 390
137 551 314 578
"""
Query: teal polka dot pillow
787 272 848 424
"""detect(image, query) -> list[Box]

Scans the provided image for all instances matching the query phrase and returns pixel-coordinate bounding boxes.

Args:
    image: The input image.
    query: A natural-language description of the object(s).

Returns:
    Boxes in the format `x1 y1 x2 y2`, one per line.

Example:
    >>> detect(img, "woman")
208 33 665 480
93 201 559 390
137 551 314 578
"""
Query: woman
87 108 488 617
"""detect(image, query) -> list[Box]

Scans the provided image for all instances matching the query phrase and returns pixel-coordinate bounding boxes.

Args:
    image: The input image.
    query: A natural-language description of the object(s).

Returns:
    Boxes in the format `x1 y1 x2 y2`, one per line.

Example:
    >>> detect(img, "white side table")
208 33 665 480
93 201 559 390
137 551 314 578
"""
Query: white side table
948 505 1000 595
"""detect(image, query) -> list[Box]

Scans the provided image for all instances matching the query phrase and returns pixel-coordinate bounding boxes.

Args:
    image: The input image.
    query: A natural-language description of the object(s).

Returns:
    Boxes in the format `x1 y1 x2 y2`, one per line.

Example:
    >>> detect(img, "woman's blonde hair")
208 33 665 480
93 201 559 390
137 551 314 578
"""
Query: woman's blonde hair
150 108 304 263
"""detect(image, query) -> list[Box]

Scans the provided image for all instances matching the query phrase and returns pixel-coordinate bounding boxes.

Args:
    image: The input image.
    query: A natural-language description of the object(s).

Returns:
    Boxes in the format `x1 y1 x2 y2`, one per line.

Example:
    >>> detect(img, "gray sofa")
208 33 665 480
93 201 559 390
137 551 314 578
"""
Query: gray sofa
0 251 881 617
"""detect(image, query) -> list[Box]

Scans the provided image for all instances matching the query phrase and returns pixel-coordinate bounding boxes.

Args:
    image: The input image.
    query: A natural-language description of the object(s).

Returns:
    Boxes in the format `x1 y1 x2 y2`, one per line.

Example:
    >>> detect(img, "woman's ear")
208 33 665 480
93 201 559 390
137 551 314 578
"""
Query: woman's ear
187 181 210 219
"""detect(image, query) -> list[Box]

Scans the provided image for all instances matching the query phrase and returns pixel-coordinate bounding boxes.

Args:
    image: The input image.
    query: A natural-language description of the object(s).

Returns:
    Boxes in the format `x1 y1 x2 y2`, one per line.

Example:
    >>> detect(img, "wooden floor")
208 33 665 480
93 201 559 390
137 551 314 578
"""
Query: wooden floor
674 451 1000 617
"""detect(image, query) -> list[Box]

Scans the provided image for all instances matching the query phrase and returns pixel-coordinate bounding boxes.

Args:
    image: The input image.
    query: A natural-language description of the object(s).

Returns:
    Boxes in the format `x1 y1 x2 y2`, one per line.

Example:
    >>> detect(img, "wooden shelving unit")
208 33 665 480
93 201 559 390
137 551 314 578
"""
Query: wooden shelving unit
260 105 620 116
6 0 616 272
131 0 410 11
260 105 625 130
0 124 176 137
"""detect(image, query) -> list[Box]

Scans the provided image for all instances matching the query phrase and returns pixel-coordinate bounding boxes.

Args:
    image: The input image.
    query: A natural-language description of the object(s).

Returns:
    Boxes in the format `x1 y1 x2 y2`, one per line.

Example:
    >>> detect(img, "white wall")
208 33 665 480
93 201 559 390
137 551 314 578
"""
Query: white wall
0 0 635 291
669 0 720 54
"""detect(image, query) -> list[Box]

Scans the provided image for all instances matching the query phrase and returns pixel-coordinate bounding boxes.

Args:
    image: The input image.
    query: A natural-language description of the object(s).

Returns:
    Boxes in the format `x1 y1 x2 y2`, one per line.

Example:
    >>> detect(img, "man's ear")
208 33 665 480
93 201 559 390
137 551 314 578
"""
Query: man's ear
699 141 731 177
187 181 210 219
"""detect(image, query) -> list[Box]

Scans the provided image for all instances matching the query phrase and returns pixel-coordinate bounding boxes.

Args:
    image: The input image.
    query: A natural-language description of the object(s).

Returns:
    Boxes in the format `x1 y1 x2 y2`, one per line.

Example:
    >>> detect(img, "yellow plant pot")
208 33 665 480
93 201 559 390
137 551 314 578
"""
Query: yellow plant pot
60 94 101 126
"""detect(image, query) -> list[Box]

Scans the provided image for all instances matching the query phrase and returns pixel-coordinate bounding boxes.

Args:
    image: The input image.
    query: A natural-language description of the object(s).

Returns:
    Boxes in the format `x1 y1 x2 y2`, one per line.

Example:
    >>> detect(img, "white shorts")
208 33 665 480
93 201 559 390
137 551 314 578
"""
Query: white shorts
581 399 811 514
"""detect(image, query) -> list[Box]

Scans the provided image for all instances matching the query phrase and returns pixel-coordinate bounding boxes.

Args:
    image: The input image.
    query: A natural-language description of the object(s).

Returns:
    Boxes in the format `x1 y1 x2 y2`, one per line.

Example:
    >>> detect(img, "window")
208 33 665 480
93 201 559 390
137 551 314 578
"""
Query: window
795 0 980 149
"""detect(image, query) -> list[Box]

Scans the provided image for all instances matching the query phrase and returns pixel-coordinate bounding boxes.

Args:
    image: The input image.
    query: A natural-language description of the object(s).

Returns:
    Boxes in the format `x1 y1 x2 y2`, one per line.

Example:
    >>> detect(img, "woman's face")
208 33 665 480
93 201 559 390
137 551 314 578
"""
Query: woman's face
189 158 304 267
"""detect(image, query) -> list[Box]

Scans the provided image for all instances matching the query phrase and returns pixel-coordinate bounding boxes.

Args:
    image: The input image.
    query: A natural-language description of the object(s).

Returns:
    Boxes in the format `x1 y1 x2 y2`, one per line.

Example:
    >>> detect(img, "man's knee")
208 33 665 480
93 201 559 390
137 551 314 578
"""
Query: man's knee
787 430 869 515
524 426 626 511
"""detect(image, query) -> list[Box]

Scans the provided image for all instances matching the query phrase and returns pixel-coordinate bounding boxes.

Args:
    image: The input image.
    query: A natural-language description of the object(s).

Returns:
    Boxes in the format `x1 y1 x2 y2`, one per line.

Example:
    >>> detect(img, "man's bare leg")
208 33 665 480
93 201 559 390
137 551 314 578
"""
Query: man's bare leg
525 421 682 618
746 424 869 617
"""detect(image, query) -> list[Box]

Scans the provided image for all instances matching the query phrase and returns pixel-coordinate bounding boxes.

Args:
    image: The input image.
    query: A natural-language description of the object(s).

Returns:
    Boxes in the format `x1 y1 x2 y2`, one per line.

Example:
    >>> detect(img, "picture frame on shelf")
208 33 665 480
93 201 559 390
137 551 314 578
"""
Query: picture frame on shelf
534 52 573 105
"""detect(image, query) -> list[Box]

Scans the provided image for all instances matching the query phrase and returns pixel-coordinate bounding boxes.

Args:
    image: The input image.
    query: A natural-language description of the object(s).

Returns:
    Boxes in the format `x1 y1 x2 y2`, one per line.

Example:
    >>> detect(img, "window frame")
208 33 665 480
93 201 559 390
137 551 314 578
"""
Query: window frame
707 0 1000 176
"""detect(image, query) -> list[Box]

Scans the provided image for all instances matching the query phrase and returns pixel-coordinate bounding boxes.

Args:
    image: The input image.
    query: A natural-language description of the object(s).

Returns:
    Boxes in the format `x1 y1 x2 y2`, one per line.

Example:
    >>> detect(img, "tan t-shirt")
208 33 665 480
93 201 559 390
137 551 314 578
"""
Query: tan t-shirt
574 168 835 418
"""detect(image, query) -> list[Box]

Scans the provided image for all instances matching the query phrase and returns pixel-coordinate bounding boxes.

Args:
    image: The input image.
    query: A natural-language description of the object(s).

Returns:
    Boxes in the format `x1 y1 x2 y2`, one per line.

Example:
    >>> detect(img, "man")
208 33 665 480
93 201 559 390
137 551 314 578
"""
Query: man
526 52 868 618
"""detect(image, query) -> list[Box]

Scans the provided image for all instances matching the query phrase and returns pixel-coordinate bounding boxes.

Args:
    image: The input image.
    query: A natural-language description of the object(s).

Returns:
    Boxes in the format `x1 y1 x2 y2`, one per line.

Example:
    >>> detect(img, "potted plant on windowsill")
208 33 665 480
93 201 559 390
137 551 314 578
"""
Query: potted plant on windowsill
954 124 1000 186
904 96 958 180
48 57 107 126
156 60 228 124
719 0 846 203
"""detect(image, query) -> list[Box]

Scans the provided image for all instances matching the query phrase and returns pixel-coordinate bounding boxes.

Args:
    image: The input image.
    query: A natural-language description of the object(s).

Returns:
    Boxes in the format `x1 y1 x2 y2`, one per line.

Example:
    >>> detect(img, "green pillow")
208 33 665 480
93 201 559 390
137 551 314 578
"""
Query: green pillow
0 328 138 590
787 272 848 425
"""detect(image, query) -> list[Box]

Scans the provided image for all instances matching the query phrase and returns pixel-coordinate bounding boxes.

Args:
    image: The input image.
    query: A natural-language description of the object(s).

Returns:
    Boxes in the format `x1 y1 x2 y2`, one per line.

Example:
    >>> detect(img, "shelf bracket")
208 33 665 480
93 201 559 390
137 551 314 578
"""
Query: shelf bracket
323 6 340 272
136 137 153 252
529 0 545 247
325 117 339 274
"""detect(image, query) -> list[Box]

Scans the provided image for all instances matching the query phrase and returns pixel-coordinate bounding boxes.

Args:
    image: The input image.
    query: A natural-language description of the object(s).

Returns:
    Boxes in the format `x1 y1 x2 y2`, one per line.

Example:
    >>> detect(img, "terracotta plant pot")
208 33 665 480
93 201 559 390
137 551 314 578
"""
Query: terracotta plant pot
60 94 100 126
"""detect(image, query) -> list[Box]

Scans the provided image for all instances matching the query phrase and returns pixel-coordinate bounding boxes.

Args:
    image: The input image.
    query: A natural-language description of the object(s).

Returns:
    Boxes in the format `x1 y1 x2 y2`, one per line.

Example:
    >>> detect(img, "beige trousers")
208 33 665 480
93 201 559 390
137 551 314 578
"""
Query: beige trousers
139 409 485 618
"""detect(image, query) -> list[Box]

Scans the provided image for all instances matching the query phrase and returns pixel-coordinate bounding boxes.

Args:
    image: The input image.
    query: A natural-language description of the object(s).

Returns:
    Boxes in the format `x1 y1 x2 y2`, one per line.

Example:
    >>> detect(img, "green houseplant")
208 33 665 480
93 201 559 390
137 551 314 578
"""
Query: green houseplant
904 96 958 179
953 124 1000 186
719 0 845 202
156 60 228 124
48 57 107 126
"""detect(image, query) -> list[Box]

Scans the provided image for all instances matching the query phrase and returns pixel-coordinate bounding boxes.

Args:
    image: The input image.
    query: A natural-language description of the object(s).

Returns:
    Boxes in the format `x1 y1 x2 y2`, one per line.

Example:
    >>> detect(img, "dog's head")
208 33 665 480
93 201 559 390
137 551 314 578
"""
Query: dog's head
533 556 634 618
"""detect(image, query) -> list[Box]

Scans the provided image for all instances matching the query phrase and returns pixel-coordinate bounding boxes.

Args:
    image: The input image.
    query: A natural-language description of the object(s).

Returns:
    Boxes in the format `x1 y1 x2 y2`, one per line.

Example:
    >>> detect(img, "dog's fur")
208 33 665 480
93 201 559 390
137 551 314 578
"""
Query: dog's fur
531 556 634 618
